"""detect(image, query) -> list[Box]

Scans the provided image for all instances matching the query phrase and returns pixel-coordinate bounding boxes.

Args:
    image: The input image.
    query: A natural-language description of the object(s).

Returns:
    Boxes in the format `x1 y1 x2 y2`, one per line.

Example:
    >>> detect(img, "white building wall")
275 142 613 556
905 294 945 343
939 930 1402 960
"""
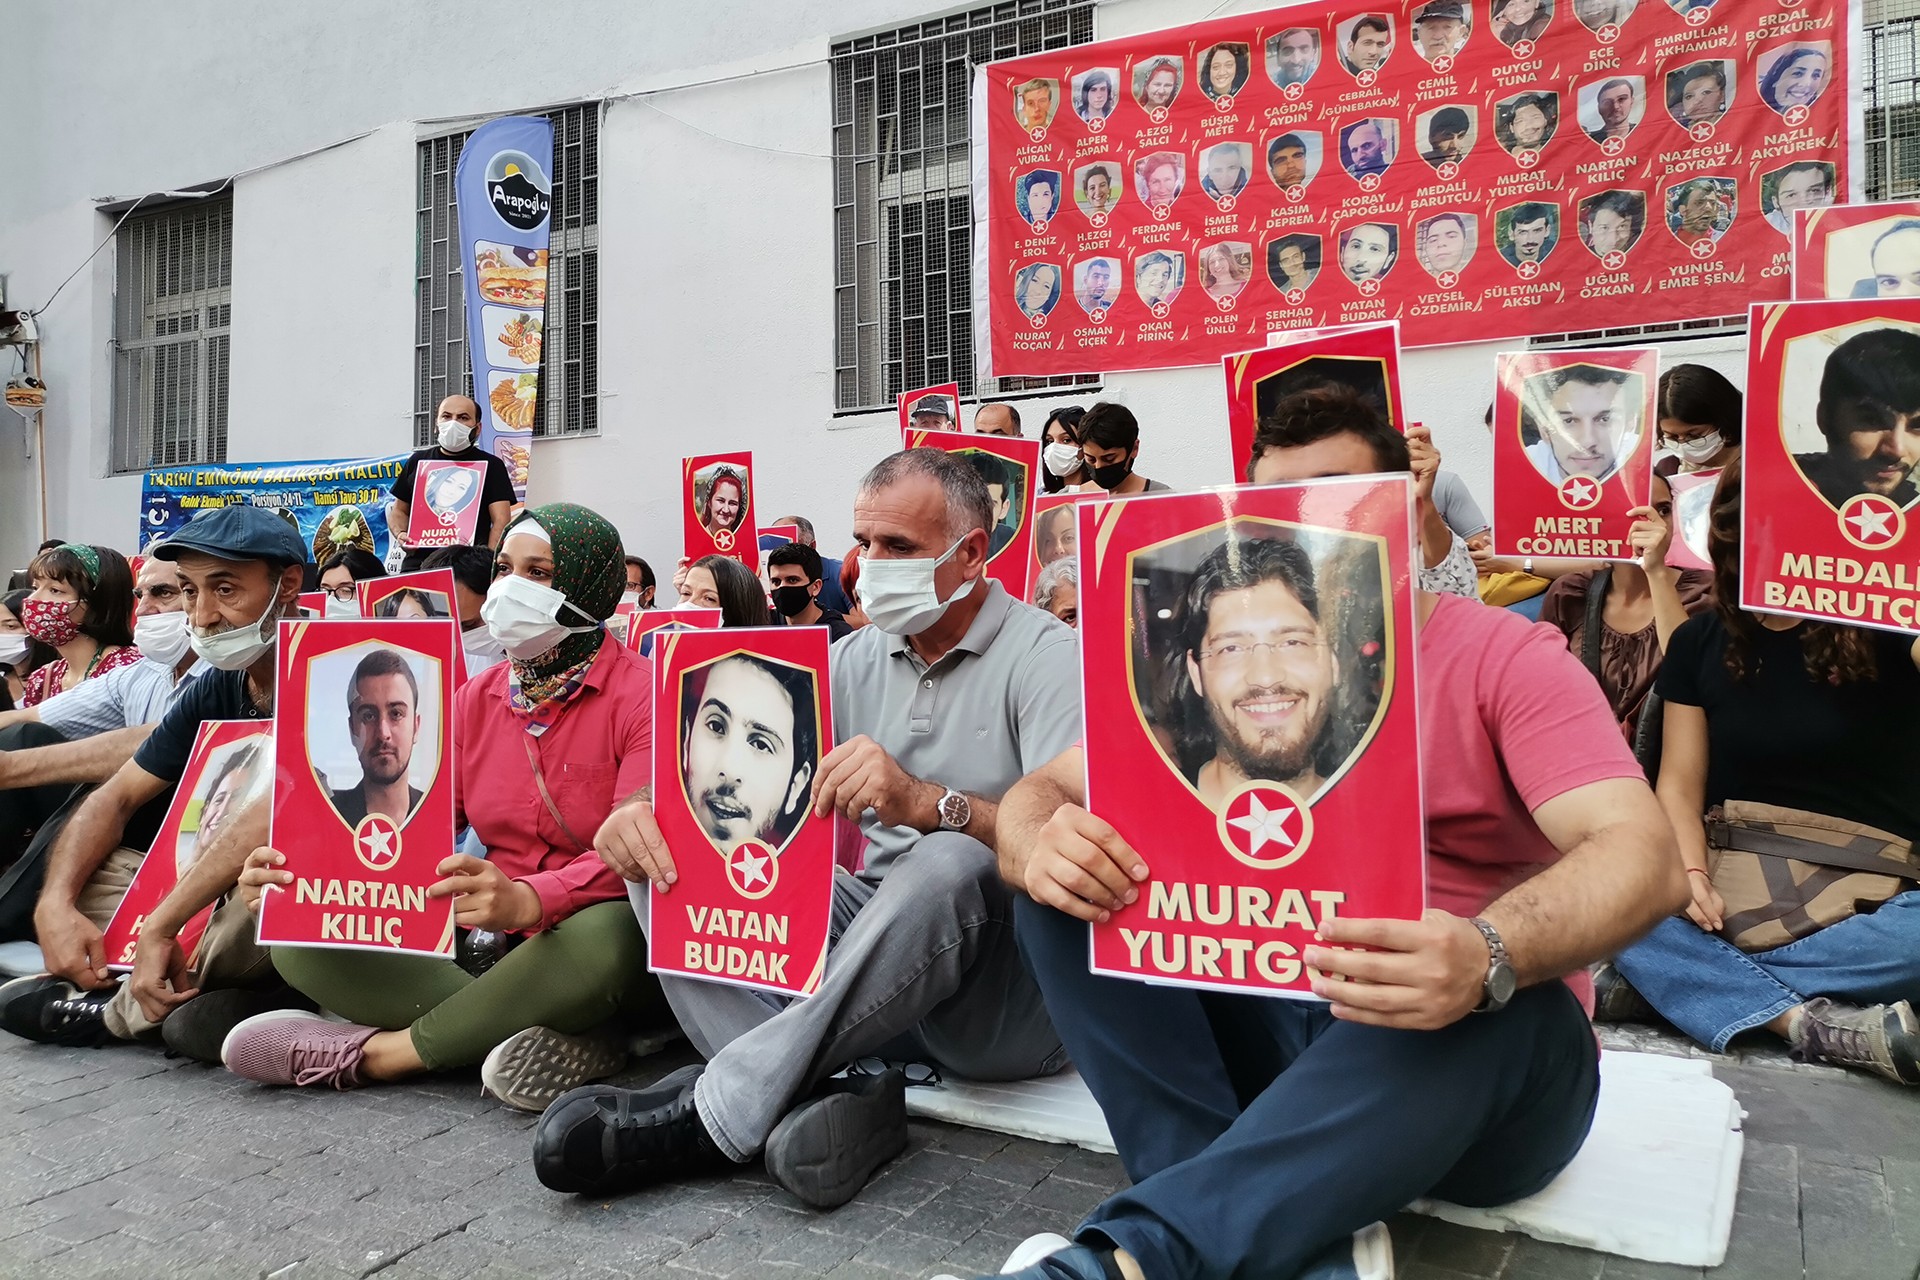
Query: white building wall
1 0 1748 575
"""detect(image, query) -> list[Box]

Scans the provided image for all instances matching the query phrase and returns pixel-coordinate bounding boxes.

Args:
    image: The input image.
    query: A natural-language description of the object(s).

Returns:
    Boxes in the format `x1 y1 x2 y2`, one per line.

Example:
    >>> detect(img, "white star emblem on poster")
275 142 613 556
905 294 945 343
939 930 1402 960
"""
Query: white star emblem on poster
354 813 403 872
1838 493 1905 550
1216 782 1315 870
725 840 779 897
1559 475 1602 510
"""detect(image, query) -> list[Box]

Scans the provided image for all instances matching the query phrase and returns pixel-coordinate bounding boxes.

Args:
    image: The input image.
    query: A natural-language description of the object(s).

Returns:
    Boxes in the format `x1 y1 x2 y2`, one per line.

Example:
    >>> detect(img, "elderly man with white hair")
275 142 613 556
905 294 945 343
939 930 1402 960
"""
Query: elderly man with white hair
1032 556 1079 628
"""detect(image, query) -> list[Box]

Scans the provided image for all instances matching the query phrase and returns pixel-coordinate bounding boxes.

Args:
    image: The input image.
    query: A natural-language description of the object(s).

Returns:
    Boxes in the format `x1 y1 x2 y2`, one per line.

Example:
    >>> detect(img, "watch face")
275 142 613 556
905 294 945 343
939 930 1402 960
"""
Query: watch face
941 793 970 827
1488 963 1518 1004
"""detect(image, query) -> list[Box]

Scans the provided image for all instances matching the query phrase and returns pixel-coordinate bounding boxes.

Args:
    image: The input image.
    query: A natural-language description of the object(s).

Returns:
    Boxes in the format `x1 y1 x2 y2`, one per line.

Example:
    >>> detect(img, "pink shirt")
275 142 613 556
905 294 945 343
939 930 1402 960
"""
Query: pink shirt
21 645 144 708
1419 594 1645 1007
454 636 653 930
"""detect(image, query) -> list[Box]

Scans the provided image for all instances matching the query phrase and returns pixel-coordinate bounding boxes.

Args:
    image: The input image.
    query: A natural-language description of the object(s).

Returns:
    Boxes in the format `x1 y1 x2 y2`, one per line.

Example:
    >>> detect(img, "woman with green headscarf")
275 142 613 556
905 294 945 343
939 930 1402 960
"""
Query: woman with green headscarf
223 503 664 1110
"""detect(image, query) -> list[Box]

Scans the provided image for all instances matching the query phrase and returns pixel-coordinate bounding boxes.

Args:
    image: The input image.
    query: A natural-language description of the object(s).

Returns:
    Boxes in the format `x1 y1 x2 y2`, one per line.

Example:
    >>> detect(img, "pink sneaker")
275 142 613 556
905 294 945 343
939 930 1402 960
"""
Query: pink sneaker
222 1010 379 1089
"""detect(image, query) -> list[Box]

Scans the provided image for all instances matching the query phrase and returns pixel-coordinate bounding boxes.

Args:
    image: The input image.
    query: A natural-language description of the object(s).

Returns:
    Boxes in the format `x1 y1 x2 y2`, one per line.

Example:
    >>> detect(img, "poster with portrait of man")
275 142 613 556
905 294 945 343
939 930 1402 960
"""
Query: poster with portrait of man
405 460 489 551
649 626 834 997
259 619 458 957
624 607 722 660
897 383 960 437
103 721 274 971
1791 202 1920 300
1491 349 1656 562
684 451 756 570
1742 300 1920 634
902 427 1042 603
360 568 469 686
1079 478 1426 997
1221 323 1404 481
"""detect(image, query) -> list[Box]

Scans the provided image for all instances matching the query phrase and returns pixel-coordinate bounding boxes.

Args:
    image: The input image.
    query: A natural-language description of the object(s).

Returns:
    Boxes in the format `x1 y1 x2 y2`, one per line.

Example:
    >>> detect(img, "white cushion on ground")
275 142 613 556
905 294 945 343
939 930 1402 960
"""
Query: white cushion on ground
904 1050 1743 1269
0 942 45 978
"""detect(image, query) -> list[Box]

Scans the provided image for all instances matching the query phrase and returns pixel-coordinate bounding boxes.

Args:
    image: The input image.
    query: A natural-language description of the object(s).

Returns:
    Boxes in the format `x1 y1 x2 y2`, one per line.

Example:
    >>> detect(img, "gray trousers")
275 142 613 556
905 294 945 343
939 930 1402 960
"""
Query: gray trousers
628 831 1065 1161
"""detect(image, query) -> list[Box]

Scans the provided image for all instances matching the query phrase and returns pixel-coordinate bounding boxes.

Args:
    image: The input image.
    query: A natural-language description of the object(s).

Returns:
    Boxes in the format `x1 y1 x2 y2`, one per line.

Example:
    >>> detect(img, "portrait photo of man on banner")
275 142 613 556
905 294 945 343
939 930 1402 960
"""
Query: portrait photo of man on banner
1078 479 1426 997
1793 202 1920 300
901 428 1042 603
898 382 960 436
1223 323 1404 480
647 627 835 997
683 452 757 568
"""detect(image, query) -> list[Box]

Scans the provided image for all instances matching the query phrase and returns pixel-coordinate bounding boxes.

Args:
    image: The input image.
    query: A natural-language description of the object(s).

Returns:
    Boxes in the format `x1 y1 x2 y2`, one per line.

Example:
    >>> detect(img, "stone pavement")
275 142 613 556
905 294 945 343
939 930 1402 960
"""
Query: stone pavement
2 1028 1918 1280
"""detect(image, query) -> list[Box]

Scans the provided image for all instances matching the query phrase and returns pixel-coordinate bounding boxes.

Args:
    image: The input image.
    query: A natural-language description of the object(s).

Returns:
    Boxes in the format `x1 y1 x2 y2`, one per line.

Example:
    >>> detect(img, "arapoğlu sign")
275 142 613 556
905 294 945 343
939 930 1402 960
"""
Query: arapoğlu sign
484 149 552 232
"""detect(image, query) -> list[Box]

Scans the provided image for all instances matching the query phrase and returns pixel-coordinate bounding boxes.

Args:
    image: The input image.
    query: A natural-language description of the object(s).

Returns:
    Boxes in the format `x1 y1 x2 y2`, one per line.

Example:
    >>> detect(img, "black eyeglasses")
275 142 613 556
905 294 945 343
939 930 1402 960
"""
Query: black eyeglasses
847 1057 942 1087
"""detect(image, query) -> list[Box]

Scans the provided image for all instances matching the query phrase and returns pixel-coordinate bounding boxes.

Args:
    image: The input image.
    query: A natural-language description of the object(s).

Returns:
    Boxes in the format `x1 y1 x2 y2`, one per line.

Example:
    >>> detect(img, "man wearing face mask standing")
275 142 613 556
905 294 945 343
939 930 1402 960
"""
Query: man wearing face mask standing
764 544 854 640
1074 402 1173 495
387 396 519 572
539 448 1081 1210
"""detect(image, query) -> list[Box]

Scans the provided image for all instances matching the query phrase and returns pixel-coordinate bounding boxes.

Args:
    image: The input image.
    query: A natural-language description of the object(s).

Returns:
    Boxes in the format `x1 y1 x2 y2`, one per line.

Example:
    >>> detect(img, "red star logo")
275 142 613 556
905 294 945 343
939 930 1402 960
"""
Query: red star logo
1686 5 1709 23
1029 312 1049 329
1603 251 1626 270
1690 121 1716 143
1090 211 1108 228
1360 173 1382 192
1601 136 1625 157
1838 493 1906 550
725 840 778 897
1090 307 1108 324
1088 117 1106 135
1214 94 1235 112
1153 202 1172 222
1284 83 1304 102
1517 260 1540 280
1513 39 1535 57
1437 270 1458 289
1691 237 1717 260
713 527 735 552
1437 161 1459 181
1029 125 1046 142
1559 474 1603 510
1285 185 1307 205
1433 55 1454 74
1597 22 1620 41
1785 105 1809 127
1150 106 1168 124
1285 288 1306 305
1357 69 1377 88
1517 149 1540 170
1358 278 1381 296
1152 301 1171 319
1217 783 1315 870
1217 195 1237 213
354 813 403 872
1032 218 1049 234
1218 293 1237 312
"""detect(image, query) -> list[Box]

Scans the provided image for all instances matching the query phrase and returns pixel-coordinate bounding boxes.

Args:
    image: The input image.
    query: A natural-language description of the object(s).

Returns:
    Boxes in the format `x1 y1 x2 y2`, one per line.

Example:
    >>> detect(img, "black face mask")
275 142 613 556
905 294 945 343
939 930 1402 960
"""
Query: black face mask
1090 456 1134 490
772 585 815 618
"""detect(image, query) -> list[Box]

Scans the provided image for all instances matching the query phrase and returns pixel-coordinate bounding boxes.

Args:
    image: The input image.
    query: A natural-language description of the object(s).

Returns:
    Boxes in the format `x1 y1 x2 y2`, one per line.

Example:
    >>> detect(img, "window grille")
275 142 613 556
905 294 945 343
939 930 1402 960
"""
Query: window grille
831 0 1099 411
109 194 233 472
415 103 600 444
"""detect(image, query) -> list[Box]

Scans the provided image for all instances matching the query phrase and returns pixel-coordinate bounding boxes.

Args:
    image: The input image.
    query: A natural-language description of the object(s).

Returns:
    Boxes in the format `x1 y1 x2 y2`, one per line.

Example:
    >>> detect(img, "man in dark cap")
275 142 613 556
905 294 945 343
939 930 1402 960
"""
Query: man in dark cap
1413 0 1470 60
909 395 956 432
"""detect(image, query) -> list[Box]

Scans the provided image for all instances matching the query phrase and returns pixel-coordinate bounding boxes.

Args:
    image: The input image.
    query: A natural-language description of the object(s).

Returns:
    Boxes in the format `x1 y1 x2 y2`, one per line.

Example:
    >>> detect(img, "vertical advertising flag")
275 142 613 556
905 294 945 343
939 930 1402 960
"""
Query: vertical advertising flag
258 620 459 957
684 452 757 570
1223 322 1405 480
898 383 961 436
1079 478 1426 997
902 427 1043 604
1792 202 1920 300
1742 299 1920 634
649 627 836 997
1491 349 1657 561
457 115 555 505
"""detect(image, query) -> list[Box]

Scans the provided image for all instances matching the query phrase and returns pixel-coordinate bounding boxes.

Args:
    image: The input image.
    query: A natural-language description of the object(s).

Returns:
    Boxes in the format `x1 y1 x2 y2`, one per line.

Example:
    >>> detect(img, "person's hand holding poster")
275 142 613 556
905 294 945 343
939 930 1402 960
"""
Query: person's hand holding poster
258 619 458 956
684 452 756 569
1223 323 1404 479
1742 300 1920 634
898 382 960 436
406 460 489 550
1079 478 1426 997
648 627 835 997
103 722 273 970
1491 349 1656 561
902 428 1043 603
1793 202 1920 300
625 607 723 660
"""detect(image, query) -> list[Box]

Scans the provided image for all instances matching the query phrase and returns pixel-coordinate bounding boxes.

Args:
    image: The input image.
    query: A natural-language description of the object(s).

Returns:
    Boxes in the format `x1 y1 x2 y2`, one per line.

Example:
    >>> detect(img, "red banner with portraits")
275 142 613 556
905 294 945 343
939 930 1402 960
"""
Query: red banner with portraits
1742 299 1920 634
902 428 1043 604
684 452 757 571
1222 322 1406 480
258 620 459 957
1491 348 1657 560
1079 478 1426 997
1791 201 1920 300
975 0 1856 376
648 626 835 997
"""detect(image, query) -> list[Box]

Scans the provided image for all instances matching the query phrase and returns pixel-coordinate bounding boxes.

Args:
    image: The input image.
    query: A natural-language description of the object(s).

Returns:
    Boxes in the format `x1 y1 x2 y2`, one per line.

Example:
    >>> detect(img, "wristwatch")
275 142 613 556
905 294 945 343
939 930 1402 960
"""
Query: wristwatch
936 787 972 832
1522 557 1535 575
1469 916 1517 1013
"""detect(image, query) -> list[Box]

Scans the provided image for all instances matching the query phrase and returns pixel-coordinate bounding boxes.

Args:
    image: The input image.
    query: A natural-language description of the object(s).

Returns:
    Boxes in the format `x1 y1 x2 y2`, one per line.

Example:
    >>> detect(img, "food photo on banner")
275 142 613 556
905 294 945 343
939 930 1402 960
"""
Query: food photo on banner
1665 465 1721 572
257 620 458 957
1078 477 1426 997
647 627 835 997
102 722 274 970
897 382 961 436
1742 299 1920 633
1222 321 1405 479
1490 349 1657 561
404 459 490 551
1791 199 1920 299
684 452 756 569
625 607 723 660
139 455 407 558
902 427 1043 602
970 0 1858 378
456 115 555 504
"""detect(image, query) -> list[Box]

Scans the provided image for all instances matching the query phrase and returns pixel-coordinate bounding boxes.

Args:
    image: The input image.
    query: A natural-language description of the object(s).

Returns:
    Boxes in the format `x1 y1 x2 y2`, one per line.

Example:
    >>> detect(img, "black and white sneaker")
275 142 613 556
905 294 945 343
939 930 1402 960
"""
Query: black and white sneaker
481 1026 629 1113
0 974 116 1047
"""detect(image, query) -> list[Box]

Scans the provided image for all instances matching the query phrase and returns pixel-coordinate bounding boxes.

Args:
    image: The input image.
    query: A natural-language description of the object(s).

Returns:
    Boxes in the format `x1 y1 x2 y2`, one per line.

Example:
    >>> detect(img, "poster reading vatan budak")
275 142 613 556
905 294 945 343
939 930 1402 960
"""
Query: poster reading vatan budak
1079 477 1426 998
973 0 1858 378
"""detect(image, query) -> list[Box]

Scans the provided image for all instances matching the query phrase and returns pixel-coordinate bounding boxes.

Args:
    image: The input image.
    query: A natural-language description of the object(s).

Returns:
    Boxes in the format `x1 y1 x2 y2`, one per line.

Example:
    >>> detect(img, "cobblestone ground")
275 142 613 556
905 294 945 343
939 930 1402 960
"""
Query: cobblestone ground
2 1030 1918 1279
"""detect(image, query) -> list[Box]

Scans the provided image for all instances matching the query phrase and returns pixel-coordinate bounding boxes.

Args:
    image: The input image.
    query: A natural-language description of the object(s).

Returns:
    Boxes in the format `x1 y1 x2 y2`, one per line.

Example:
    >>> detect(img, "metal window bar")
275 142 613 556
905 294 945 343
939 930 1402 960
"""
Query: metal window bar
831 0 1099 411
414 103 600 445
109 195 234 472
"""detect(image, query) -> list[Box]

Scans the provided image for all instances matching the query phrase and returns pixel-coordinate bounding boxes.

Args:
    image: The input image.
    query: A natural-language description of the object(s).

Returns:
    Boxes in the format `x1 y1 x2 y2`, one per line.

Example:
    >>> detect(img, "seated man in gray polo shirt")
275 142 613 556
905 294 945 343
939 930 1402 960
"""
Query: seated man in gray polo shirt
537 448 1081 1207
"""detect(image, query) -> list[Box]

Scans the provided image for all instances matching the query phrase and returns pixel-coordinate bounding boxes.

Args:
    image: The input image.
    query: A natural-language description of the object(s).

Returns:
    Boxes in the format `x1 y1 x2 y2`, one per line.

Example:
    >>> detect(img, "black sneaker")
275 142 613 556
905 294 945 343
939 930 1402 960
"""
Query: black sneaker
1590 962 1657 1024
1792 998 1920 1085
763 1069 909 1209
0 974 115 1047
161 986 318 1064
532 1064 739 1195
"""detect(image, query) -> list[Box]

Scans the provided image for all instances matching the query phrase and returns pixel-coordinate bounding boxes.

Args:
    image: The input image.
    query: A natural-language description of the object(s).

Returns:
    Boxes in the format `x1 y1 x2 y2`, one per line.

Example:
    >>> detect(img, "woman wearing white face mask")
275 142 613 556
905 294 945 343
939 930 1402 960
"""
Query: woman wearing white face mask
386 395 518 573
315 548 387 619
1040 406 1090 494
1654 363 1742 480
226 502 666 1106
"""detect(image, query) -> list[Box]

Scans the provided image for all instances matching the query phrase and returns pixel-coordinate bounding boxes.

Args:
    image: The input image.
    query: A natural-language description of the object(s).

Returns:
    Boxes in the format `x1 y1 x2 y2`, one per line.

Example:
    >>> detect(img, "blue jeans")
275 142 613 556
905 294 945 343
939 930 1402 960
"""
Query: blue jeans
1613 891 1920 1052
1016 897 1600 1280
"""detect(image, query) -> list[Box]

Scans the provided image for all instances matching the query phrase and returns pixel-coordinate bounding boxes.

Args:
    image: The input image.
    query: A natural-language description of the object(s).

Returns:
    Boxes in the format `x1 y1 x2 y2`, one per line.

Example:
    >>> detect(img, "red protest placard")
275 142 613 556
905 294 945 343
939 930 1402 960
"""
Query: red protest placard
898 383 960 436
1080 478 1425 997
1792 203 1920 300
258 619 458 957
405 460 489 550
1222 322 1405 480
1491 349 1656 561
297 591 327 618
103 721 273 971
684 452 756 570
624 607 723 660
1742 300 1920 634
904 427 1043 603
1033 492 1085 590
976 0 1853 377
359 569 459 623
648 626 835 997
1665 466 1721 572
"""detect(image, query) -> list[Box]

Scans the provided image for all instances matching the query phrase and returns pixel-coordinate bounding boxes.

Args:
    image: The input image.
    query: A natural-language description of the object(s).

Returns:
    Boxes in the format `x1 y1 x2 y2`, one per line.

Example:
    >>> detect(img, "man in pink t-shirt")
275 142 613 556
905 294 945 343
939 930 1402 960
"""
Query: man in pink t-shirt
959 388 1687 1280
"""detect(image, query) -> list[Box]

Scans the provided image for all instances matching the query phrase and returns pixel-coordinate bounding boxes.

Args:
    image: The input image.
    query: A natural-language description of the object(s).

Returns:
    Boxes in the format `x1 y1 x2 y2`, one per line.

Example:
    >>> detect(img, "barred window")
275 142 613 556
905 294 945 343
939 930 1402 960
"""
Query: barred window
415 103 600 444
831 0 1099 412
1866 8 1920 200
109 193 233 472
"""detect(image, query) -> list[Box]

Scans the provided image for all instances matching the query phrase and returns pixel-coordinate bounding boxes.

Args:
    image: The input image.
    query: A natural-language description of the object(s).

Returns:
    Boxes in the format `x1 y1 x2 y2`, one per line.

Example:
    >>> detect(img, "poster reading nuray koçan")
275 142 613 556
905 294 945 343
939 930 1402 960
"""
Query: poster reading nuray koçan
974 0 1858 377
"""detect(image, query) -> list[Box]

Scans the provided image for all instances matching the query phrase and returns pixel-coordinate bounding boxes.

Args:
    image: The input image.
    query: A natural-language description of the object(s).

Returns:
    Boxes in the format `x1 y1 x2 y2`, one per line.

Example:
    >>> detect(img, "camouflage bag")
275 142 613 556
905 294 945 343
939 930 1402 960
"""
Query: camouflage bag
1707 801 1917 953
